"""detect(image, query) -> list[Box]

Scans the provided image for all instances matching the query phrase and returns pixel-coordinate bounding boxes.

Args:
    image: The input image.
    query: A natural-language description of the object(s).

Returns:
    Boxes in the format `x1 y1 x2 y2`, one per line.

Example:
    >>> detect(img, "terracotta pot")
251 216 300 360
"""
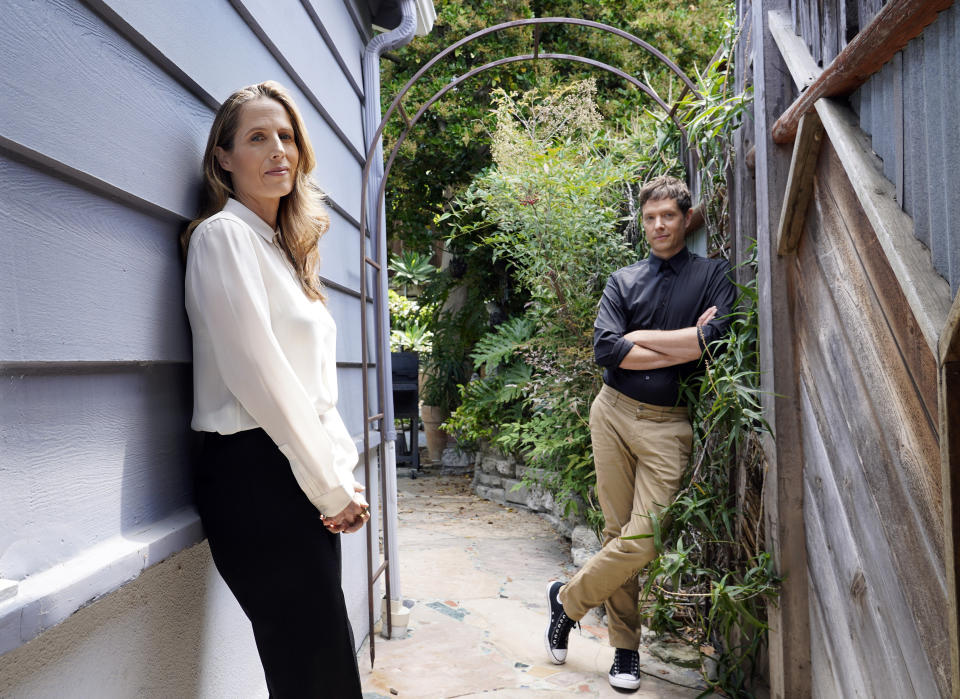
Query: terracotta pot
420 404 449 463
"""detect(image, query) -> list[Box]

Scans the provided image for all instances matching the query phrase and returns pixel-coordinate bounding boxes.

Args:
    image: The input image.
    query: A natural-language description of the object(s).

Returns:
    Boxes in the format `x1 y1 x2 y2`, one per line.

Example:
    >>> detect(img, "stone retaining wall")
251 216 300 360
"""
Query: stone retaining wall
470 445 601 563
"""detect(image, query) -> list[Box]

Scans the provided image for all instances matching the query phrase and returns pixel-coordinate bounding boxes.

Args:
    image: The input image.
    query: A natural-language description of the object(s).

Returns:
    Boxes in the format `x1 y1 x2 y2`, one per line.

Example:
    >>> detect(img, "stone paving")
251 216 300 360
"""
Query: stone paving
359 468 708 699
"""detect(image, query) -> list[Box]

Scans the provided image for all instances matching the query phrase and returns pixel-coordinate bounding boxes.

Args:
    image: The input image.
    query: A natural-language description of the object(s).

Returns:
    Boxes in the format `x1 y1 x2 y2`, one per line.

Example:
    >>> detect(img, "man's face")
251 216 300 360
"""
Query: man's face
641 197 691 259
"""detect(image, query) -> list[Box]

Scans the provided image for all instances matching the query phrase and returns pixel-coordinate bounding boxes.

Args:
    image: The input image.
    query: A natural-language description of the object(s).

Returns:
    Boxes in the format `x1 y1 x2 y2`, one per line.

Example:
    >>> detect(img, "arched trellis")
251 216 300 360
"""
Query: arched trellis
359 17 703 663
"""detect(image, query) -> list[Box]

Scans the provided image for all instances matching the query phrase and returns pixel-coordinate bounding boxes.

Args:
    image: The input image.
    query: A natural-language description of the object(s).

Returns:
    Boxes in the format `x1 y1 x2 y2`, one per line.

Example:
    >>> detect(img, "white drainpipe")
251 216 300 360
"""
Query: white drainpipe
362 0 417 605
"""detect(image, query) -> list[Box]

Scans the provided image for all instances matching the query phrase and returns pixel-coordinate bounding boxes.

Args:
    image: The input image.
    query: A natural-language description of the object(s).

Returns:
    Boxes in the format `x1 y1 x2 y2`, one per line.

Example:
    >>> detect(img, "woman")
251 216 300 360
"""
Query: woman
182 81 367 697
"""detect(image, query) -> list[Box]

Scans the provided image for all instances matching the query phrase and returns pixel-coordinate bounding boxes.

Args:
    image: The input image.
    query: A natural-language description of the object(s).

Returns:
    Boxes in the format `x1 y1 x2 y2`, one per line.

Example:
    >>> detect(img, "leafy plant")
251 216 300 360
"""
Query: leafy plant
439 79 643 522
390 319 434 353
445 314 535 447
388 249 438 293
381 0 731 250
388 288 435 353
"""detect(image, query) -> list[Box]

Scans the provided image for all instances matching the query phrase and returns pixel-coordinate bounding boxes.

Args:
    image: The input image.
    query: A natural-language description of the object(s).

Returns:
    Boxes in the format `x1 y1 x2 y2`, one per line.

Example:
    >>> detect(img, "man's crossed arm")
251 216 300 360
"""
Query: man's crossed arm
617 306 717 371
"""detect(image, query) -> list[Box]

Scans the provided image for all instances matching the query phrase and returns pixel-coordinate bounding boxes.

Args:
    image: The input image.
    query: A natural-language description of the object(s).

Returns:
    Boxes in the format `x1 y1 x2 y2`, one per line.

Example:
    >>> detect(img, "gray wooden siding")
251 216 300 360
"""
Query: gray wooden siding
851 2 960 294
789 0 886 64
795 141 948 696
1 0 375 616
786 0 960 294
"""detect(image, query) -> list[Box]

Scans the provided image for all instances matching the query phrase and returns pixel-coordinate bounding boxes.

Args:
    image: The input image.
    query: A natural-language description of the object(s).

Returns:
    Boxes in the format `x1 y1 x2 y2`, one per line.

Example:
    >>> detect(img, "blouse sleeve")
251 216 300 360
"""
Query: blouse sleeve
187 217 354 517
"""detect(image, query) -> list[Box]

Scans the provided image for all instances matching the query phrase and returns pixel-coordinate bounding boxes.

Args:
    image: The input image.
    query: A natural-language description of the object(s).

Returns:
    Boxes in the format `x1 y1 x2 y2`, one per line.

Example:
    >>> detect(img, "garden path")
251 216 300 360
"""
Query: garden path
359 468 708 698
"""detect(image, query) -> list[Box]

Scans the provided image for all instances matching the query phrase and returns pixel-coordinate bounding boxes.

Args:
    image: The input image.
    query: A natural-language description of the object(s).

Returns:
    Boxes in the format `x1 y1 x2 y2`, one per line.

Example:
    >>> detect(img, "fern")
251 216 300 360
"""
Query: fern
470 315 535 374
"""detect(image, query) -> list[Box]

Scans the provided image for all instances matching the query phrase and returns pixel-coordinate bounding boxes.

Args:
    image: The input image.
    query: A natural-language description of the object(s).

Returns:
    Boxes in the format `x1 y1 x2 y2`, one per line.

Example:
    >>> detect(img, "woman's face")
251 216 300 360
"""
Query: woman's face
215 97 299 223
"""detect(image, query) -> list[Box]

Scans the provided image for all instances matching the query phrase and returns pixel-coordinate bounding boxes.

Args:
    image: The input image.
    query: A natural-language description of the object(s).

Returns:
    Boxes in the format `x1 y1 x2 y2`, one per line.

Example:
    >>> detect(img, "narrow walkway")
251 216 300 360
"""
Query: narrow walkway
359 468 707 698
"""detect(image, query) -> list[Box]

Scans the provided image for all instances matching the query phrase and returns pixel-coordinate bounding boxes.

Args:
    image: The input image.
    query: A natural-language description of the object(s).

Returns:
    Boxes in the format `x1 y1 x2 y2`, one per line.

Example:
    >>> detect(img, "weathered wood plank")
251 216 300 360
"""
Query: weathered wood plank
768 10 823 91
941 289 960 697
941 359 960 699
805 156 942 536
793 216 949 693
772 0 955 143
920 19 953 286
807 575 845 699
818 143 938 432
892 52 904 206
813 95 954 354
731 0 756 285
751 3 811 695
821 0 841 64
801 444 880 698
810 0 822 65
776 111 824 255
799 377 938 697
902 37 929 247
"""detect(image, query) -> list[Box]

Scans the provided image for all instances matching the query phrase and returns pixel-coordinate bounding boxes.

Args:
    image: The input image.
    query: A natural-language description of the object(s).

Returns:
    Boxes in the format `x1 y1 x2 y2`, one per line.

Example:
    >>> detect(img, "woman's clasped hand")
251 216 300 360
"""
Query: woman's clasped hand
321 485 370 534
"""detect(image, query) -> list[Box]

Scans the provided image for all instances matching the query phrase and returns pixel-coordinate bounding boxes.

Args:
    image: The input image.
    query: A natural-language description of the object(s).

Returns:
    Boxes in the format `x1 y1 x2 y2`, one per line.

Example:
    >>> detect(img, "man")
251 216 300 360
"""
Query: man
544 175 736 690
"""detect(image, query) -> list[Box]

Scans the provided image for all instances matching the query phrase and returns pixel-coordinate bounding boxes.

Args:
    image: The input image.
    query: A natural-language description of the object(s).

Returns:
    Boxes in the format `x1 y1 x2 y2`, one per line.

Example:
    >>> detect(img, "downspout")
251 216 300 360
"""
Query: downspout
362 0 417 610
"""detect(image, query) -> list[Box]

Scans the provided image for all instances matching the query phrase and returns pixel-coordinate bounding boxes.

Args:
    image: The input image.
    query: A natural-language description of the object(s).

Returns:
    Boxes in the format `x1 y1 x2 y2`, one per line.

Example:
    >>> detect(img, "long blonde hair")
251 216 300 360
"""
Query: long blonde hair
182 81 329 301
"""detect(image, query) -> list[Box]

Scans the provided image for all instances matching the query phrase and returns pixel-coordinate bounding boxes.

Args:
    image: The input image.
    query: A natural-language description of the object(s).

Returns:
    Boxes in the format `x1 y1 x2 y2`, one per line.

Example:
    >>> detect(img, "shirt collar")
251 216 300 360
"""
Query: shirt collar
648 246 690 273
224 198 279 242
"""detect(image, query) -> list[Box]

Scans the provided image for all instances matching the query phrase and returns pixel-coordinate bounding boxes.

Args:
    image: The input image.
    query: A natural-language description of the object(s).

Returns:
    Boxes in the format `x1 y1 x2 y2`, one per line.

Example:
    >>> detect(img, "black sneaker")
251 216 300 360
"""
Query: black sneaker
544 581 576 664
609 648 642 690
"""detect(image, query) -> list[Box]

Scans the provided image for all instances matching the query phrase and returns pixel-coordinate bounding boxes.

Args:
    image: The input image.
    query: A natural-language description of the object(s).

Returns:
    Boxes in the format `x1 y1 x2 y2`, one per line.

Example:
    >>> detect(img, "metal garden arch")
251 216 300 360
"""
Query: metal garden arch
359 16 703 663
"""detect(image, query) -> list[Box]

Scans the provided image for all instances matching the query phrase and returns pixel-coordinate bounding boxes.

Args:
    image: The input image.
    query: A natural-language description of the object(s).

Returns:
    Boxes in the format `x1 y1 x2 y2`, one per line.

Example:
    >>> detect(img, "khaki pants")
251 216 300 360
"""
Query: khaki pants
559 383 693 649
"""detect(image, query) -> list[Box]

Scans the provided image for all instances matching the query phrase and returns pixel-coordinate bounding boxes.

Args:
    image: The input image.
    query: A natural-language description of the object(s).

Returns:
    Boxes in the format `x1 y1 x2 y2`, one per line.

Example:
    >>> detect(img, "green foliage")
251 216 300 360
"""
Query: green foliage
381 0 732 250
469 315 536 374
645 16 753 254
442 79 637 524
388 288 435 353
445 314 535 445
419 294 494 410
388 249 438 291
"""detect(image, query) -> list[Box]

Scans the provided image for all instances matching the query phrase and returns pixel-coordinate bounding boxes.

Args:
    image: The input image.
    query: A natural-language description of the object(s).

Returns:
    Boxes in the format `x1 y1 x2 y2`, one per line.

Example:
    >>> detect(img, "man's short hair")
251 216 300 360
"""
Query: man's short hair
638 175 692 215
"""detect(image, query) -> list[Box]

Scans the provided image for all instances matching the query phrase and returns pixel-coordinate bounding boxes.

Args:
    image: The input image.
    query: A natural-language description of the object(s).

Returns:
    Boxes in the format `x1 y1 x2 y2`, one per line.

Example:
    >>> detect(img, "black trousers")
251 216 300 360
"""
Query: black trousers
195 428 362 698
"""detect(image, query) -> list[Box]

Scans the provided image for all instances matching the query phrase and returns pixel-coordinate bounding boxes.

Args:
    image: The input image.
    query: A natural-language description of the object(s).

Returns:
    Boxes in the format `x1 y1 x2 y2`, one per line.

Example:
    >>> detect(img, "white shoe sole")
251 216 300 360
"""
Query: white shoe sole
609 672 643 690
544 582 567 664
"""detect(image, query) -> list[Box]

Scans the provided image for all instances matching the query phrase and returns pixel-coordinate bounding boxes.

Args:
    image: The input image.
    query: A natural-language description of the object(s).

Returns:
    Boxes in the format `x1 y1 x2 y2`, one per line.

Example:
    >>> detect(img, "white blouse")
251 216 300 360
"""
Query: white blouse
185 198 357 517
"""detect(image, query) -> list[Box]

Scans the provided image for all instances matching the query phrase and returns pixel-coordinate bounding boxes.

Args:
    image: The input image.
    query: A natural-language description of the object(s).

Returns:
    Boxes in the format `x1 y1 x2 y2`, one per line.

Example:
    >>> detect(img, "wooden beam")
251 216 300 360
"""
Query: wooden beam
777 111 825 255
772 0 954 144
768 9 953 355
753 3 811 696
940 289 960 698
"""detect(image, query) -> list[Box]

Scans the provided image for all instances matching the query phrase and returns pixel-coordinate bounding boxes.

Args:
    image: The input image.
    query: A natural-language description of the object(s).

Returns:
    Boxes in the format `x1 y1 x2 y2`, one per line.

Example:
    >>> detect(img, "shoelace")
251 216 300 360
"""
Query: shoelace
551 612 578 646
612 649 639 676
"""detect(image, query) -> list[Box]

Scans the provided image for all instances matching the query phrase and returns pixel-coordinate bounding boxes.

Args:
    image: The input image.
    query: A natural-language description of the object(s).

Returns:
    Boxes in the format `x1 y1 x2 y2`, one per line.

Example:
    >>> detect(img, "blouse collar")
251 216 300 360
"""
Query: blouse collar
224 198 279 242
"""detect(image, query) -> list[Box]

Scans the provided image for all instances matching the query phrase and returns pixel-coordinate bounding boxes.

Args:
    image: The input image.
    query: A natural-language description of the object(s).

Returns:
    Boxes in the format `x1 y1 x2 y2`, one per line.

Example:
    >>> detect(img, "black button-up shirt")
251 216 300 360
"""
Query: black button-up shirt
593 247 736 406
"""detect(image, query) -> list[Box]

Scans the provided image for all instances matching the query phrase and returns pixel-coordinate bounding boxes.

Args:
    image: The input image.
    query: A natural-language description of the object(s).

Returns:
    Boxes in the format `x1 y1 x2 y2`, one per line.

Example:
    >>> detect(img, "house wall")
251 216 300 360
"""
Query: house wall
793 141 946 696
0 0 380 692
